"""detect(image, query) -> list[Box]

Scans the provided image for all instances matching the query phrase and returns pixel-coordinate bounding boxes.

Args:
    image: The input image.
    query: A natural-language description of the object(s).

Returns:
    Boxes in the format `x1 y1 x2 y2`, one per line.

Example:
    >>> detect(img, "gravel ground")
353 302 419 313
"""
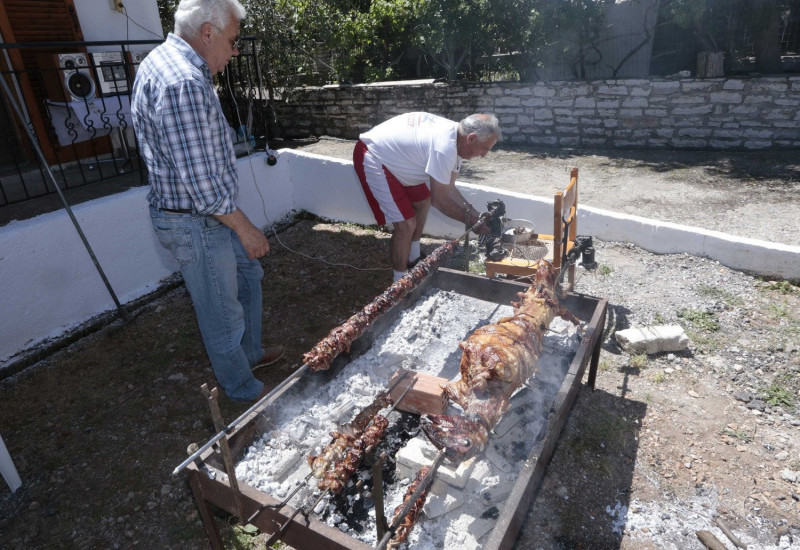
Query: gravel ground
519 240 800 550
1 139 798 549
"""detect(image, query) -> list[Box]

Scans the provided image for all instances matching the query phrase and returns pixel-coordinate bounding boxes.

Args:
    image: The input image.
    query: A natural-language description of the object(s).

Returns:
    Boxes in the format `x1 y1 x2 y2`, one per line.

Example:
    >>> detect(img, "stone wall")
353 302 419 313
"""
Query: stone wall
273 76 800 150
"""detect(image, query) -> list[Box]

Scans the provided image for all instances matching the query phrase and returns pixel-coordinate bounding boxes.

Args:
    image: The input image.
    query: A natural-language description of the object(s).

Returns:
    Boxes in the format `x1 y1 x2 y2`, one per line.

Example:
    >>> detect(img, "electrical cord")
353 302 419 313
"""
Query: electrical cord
223 71 389 272
120 6 164 39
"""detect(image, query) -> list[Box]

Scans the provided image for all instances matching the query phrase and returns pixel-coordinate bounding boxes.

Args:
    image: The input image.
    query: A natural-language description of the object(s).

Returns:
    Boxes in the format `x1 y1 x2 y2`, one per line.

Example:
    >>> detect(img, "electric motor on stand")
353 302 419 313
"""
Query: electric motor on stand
482 199 507 260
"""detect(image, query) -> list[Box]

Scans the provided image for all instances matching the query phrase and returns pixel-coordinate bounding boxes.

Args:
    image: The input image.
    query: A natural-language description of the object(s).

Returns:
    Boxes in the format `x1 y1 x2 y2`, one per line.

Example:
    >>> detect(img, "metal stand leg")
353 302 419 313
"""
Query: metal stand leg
188 469 225 550
587 304 607 390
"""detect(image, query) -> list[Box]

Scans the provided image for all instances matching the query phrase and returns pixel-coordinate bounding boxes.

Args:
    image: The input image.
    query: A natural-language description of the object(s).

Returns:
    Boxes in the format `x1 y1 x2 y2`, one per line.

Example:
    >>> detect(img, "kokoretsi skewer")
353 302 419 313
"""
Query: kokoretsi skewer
306 393 392 487
386 465 433 549
421 259 580 463
303 240 456 372
316 415 389 494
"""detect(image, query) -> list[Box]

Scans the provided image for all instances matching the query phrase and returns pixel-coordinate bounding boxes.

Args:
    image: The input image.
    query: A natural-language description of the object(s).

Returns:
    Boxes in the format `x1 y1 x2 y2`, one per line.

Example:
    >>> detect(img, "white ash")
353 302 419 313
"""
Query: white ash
236 288 580 548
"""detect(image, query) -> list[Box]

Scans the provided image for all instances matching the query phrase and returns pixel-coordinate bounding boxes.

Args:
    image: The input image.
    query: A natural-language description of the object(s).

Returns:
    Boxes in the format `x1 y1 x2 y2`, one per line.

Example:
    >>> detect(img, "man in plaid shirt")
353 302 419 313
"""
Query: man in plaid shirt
131 0 283 402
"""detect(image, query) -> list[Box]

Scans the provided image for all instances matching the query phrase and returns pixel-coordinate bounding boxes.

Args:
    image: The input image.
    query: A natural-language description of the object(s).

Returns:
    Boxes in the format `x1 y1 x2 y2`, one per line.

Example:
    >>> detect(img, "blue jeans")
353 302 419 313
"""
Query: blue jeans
149 206 265 401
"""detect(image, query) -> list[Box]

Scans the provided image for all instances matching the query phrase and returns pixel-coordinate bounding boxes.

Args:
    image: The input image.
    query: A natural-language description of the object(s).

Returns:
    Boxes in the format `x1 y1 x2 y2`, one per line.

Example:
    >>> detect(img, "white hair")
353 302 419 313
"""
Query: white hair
460 114 502 142
173 0 246 39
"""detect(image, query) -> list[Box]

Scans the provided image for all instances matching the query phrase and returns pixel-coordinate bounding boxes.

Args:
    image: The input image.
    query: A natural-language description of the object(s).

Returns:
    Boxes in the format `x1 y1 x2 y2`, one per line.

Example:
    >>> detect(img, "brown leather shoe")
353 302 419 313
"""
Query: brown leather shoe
252 345 285 371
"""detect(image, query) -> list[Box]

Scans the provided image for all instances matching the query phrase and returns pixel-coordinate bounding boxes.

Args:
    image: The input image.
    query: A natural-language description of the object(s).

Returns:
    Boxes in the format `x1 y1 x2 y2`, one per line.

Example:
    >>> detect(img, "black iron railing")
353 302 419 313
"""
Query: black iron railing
0 38 269 215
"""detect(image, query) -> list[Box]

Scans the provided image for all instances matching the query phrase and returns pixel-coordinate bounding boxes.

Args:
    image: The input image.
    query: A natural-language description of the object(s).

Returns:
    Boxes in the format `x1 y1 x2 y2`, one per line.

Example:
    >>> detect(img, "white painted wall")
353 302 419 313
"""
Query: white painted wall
2 149 799 371
74 0 164 44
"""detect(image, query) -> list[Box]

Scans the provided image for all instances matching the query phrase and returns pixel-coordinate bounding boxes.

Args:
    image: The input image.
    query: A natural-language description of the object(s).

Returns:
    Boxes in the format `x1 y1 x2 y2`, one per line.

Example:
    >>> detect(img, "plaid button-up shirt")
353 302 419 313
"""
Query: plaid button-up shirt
131 33 237 215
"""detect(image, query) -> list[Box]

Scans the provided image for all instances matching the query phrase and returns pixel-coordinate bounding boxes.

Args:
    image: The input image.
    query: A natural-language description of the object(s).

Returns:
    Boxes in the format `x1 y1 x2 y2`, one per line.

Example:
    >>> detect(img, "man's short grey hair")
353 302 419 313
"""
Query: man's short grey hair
174 0 246 39
459 114 502 142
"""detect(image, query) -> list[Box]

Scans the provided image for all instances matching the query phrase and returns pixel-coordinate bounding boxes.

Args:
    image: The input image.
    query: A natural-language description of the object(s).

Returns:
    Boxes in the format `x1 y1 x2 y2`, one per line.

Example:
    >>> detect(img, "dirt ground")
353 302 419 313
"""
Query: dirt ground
0 141 799 550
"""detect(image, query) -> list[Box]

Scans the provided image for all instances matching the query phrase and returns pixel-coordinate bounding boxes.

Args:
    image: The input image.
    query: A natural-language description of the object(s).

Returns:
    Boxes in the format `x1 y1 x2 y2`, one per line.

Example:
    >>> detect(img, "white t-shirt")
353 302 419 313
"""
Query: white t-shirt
359 112 462 187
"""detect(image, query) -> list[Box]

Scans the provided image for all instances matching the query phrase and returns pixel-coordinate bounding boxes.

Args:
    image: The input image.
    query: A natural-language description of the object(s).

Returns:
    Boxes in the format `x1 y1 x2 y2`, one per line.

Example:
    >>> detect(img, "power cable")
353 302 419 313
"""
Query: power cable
120 6 164 40
222 67 389 273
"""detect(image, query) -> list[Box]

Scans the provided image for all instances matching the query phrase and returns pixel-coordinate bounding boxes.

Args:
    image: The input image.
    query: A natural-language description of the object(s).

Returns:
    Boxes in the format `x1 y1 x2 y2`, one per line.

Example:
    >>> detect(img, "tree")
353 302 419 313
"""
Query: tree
410 0 489 81
658 0 790 75
336 0 423 82
751 0 784 73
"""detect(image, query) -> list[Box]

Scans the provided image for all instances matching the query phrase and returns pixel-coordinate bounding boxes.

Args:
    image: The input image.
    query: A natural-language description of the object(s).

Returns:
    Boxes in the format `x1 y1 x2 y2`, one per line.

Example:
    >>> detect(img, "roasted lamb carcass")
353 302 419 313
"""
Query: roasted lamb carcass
422 260 579 463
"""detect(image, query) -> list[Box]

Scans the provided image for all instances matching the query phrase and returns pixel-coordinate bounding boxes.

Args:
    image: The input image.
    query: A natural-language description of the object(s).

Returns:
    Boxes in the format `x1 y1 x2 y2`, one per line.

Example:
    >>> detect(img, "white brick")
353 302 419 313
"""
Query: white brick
423 479 465 518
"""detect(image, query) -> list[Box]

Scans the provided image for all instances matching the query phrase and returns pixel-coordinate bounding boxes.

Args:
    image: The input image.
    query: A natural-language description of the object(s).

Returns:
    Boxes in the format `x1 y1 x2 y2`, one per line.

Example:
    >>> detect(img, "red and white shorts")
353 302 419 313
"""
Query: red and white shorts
353 140 430 225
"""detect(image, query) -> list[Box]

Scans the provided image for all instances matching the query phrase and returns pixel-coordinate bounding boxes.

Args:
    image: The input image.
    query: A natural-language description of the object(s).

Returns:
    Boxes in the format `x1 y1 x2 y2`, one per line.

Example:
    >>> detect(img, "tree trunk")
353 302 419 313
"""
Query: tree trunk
752 0 783 74
697 51 724 77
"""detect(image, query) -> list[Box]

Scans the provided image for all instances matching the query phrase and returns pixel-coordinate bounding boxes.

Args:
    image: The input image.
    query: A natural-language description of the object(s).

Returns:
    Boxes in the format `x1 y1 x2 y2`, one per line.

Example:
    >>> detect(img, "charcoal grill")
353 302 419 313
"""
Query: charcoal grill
184 268 607 550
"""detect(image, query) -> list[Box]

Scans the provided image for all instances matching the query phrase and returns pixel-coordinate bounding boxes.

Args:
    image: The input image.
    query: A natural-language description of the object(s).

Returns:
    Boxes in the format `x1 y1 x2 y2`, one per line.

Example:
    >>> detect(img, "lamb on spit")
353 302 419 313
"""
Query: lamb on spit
303 240 455 371
421 259 579 463
386 465 432 550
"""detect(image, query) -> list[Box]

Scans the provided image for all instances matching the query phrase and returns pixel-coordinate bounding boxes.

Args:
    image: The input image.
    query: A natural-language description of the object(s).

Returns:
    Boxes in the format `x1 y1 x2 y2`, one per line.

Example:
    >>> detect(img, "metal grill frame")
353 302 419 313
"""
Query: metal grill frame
186 268 608 550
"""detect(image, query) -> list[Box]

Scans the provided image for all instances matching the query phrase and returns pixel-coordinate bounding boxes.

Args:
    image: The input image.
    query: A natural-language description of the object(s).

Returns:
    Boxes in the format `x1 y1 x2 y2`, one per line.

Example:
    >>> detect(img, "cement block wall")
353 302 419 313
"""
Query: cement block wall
274 77 800 150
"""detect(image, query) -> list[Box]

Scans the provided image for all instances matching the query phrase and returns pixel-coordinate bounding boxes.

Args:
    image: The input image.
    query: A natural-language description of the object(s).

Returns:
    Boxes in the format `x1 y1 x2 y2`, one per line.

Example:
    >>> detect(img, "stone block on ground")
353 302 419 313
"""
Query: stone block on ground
423 479 465 518
615 325 689 354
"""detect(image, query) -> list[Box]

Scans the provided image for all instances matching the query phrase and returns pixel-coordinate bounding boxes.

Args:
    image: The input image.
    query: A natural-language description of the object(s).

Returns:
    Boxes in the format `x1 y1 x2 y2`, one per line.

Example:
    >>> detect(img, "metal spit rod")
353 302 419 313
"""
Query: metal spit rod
375 450 447 550
172 362 310 476
454 206 499 244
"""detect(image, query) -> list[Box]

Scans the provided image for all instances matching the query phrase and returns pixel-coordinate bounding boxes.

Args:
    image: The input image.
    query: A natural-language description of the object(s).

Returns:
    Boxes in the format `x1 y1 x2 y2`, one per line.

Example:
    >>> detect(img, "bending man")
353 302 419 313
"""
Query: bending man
353 113 501 281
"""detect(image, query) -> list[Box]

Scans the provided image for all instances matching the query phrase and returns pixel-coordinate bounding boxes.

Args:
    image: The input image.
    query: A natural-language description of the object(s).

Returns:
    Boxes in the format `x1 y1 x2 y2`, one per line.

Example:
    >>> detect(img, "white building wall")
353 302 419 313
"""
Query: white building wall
74 0 164 45
1 150 799 370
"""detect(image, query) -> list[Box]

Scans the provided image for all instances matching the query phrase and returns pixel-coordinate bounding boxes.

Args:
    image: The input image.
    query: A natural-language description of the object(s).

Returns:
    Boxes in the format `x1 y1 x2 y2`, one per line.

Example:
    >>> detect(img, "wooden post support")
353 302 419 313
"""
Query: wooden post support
200 384 245 520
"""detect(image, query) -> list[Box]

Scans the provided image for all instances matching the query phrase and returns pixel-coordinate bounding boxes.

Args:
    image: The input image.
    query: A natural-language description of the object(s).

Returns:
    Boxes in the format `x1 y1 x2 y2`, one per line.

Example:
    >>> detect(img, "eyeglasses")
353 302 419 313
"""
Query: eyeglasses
212 25 243 51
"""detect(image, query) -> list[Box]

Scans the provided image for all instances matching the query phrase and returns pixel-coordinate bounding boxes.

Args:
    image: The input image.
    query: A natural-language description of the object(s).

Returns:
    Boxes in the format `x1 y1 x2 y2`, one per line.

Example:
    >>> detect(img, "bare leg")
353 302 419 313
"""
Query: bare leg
390 217 416 272
390 199 431 271
411 199 430 242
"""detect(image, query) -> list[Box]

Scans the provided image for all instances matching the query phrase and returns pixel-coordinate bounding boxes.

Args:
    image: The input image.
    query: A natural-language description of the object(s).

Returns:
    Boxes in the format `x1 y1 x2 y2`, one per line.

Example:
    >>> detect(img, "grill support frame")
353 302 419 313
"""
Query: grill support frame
186 268 608 550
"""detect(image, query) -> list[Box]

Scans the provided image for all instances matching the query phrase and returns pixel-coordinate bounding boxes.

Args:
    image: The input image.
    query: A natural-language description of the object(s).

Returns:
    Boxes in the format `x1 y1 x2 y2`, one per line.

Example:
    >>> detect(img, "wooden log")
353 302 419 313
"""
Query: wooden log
696 530 729 550
389 368 448 416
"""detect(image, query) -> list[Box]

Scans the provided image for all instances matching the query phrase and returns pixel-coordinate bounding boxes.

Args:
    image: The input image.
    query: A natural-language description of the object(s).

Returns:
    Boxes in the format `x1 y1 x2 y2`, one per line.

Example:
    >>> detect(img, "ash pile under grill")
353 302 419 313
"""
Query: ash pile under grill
235 288 580 549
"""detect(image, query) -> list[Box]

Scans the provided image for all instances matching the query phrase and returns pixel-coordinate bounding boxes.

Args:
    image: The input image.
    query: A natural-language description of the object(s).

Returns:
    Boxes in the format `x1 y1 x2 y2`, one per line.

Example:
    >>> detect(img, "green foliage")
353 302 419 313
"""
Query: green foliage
630 353 648 369
722 426 753 443
237 0 611 84
762 381 796 409
337 0 424 82
677 308 720 332
695 283 742 307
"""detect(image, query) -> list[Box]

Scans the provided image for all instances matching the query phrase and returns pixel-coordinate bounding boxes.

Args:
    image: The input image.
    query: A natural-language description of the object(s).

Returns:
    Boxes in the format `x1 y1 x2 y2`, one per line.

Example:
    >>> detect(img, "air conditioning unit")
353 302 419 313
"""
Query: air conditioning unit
92 51 129 95
40 53 98 102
